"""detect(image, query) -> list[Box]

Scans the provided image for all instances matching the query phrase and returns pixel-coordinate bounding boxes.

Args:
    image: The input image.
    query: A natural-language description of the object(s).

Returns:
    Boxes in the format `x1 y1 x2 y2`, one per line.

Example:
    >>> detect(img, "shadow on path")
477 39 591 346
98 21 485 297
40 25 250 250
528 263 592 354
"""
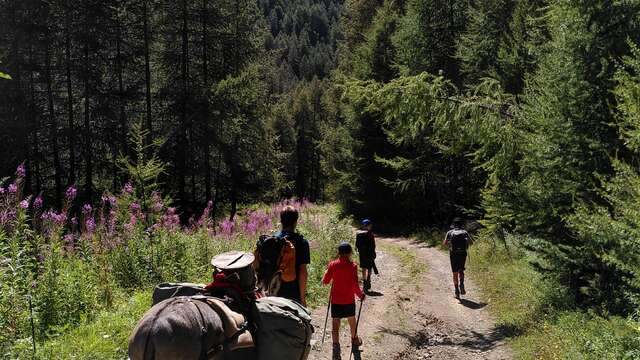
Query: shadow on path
365 290 384 297
458 298 487 310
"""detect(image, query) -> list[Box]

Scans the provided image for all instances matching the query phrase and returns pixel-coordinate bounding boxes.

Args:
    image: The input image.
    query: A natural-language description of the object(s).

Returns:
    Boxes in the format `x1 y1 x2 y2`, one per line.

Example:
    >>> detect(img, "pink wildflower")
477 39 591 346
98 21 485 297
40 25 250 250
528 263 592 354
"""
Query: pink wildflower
123 182 134 194
16 163 26 178
65 186 77 201
19 198 30 209
33 196 43 209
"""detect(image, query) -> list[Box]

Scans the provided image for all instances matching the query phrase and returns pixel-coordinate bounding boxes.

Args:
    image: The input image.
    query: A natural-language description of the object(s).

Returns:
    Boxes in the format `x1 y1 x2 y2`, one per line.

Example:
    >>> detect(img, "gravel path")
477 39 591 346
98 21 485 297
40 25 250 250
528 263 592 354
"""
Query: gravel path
307 237 512 360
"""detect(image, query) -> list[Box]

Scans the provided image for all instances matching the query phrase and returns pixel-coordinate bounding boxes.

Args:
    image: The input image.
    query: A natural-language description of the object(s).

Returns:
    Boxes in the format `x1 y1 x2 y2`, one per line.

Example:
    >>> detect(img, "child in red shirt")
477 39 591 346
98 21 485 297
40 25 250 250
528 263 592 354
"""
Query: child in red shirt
322 242 365 360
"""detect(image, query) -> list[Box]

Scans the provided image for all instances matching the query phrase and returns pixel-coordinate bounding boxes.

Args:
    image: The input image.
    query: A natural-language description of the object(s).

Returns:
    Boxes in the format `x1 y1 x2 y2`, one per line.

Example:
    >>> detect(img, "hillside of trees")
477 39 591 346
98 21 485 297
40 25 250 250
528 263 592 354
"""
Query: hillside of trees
0 0 343 221
1 0 640 352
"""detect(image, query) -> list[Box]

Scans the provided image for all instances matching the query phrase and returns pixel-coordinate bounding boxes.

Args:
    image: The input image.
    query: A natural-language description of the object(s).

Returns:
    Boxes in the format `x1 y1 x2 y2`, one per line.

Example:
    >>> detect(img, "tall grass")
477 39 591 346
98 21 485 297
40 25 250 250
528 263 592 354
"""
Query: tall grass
468 234 640 359
1 165 352 359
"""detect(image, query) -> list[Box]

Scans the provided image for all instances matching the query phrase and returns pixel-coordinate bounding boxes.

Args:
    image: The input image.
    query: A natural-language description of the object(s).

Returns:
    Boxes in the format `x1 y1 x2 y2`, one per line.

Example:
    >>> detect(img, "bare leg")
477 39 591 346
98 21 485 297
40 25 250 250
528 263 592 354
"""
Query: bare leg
332 319 342 360
453 272 460 298
347 316 357 338
332 318 341 344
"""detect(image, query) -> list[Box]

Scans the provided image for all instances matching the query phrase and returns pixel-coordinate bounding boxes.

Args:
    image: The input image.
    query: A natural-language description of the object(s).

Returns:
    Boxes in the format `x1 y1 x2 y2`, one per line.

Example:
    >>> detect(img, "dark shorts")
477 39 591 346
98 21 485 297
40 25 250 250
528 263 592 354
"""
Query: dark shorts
359 256 375 270
331 303 356 319
450 252 467 273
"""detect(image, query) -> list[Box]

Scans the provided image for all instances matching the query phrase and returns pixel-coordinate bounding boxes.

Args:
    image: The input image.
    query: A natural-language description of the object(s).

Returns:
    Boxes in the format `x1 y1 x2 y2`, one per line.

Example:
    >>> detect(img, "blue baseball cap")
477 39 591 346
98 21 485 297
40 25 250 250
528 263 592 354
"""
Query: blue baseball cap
361 219 372 226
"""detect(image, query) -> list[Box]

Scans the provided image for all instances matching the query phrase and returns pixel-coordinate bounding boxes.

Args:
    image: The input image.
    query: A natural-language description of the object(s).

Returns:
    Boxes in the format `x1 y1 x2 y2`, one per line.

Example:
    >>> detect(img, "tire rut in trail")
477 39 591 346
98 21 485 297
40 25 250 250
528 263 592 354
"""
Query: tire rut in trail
307 237 512 360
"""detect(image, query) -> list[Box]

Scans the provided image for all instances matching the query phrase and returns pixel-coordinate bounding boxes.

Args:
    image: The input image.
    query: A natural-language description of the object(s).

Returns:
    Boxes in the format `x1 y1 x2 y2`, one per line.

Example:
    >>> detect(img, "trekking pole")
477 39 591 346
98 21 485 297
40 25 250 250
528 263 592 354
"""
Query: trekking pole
321 285 332 345
349 298 365 360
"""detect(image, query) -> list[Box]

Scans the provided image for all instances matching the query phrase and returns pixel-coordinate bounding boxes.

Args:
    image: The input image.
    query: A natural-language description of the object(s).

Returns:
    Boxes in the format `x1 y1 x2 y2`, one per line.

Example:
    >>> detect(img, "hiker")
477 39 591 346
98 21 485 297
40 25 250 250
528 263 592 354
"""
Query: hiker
443 217 474 299
275 205 310 307
322 242 365 360
355 219 377 292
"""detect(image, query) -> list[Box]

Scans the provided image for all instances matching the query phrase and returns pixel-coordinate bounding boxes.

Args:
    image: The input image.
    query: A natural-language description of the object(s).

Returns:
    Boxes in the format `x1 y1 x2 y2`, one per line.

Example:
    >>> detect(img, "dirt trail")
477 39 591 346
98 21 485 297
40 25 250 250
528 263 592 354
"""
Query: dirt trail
308 237 511 360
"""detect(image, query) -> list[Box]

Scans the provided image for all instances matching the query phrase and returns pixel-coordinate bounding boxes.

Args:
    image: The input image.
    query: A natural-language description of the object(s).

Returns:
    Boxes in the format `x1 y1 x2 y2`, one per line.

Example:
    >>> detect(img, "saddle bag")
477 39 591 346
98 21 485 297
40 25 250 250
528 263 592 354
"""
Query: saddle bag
252 297 313 360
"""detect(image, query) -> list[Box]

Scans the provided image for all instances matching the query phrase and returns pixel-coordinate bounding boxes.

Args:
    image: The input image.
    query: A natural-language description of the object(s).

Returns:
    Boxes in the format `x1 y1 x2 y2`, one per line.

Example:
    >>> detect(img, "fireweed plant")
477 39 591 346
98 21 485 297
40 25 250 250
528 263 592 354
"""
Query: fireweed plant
0 165 350 358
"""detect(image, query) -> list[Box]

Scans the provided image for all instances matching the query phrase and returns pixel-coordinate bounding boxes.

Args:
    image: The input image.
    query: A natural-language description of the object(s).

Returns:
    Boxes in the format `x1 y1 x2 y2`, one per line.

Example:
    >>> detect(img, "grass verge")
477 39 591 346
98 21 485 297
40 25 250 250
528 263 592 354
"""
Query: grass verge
467 235 640 359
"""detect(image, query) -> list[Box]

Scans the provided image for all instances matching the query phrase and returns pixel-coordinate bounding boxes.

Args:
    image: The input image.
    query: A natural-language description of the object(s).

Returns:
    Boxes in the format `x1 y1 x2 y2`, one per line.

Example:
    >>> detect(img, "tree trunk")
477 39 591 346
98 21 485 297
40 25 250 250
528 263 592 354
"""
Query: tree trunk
116 11 128 157
202 0 212 202
65 1 76 186
143 0 153 144
178 0 189 208
83 22 93 200
11 5 31 193
45 30 63 208
28 37 41 195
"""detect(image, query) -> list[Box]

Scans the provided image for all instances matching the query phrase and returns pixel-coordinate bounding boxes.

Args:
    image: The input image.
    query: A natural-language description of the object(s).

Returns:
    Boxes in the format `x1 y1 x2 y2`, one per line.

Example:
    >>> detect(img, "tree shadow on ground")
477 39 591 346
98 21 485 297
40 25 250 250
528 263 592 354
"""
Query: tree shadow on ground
365 290 384 297
378 324 511 353
458 298 487 310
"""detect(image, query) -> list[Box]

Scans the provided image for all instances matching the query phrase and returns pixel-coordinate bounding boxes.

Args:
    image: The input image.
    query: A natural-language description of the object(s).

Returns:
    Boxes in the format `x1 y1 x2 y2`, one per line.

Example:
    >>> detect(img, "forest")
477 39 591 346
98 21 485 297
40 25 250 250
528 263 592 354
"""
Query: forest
1 0 640 358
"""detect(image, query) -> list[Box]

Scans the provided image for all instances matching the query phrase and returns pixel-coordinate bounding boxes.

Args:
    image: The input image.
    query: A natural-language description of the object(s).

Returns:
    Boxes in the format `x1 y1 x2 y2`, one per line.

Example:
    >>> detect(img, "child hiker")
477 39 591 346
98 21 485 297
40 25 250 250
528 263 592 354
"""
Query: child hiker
322 242 365 360
443 217 474 299
355 219 377 292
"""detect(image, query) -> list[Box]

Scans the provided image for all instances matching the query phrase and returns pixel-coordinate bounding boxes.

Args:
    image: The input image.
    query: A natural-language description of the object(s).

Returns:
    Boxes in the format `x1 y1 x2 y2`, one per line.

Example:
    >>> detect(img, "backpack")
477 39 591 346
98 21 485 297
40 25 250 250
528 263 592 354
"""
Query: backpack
356 230 375 258
449 229 470 252
255 235 297 295
252 297 313 360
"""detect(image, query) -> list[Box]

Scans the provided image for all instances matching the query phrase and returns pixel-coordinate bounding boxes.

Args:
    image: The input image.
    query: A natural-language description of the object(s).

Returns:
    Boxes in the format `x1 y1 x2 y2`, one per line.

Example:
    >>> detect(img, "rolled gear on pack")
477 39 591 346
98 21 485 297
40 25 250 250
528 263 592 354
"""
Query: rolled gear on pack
211 251 258 294
152 282 206 305
254 235 297 295
252 297 313 360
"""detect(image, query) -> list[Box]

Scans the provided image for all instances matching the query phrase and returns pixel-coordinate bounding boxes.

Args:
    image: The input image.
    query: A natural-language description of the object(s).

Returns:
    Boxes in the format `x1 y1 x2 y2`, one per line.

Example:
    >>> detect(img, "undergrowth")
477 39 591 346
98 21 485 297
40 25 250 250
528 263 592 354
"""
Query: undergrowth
1 164 351 359
467 234 640 359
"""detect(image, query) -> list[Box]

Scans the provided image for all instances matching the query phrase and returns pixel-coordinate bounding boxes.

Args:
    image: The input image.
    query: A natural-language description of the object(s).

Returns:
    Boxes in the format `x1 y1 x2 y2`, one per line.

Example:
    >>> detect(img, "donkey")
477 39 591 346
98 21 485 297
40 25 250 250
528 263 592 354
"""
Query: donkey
128 296 254 360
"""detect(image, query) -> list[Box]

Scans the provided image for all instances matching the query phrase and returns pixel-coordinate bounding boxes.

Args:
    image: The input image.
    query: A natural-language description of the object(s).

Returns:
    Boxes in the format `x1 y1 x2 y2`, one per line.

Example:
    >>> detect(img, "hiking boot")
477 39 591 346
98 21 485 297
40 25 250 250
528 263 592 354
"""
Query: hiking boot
332 343 341 360
363 280 371 292
460 282 466 295
454 288 460 299
352 336 363 347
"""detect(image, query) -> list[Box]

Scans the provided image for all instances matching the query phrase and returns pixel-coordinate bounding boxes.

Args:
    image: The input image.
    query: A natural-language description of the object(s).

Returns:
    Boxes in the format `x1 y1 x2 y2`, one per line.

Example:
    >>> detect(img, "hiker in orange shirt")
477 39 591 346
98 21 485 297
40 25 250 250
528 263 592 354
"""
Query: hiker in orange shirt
322 242 365 360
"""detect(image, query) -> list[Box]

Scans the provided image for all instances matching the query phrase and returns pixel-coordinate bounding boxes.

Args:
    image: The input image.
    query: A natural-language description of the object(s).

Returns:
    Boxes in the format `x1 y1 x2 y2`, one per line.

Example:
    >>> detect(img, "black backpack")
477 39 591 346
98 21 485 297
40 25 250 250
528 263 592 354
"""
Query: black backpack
255 235 287 283
449 229 470 252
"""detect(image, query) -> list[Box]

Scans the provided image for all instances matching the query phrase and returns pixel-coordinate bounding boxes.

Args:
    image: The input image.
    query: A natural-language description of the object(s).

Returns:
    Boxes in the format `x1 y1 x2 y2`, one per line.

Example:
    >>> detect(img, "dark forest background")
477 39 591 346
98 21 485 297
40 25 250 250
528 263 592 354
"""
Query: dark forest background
2 0 640 317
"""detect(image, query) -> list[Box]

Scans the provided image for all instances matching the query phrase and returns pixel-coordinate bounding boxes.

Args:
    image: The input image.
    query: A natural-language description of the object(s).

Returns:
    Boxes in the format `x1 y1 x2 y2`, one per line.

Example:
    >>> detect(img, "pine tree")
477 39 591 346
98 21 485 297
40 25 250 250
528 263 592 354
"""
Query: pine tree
393 0 467 81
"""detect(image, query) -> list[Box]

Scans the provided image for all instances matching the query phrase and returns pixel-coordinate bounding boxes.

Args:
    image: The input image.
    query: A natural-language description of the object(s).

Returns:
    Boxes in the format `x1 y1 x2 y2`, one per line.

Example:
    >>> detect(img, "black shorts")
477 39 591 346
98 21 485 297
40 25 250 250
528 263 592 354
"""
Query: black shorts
450 252 467 273
359 256 374 270
331 303 356 319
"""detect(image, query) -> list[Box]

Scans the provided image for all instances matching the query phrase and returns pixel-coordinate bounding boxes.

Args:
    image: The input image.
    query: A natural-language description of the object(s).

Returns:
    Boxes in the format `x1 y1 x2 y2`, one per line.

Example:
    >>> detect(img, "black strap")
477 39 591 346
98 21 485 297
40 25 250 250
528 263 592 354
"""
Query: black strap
188 299 211 360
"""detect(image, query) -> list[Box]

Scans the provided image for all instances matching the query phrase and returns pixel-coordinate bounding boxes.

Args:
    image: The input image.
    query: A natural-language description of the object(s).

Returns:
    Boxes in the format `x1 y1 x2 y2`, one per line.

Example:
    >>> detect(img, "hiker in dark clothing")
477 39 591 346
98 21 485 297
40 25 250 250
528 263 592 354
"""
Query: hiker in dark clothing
322 242 365 360
443 218 474 299
276 206 311 306
355 219 377 292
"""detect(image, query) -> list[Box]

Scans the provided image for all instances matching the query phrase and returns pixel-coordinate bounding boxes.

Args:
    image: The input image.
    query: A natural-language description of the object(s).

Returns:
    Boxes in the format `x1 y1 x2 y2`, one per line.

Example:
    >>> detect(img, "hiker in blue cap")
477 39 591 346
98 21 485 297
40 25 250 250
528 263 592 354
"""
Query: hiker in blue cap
443 217 474 299
355 219 377 292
